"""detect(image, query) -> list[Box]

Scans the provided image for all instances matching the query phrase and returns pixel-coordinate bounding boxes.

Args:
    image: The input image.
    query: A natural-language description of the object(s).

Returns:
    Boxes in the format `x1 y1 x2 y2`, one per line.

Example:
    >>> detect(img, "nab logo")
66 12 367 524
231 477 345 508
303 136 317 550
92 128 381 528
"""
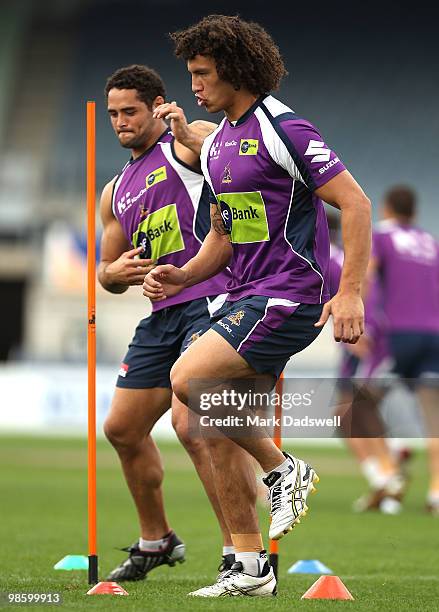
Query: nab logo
304 140 331 163
135 232 152 259
239 139 259 155
219 201 233 233
146 166 167 189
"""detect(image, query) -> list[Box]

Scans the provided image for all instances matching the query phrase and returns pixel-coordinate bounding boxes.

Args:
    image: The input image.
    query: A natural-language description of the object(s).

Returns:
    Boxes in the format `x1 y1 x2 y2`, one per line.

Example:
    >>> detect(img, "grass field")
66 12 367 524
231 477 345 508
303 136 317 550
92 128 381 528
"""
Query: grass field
0 436 438 611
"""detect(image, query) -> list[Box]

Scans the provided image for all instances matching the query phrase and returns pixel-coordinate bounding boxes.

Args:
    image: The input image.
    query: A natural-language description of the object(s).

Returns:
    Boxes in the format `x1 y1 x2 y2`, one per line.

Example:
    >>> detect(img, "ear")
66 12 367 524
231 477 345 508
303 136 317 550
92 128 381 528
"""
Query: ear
152 95 165 110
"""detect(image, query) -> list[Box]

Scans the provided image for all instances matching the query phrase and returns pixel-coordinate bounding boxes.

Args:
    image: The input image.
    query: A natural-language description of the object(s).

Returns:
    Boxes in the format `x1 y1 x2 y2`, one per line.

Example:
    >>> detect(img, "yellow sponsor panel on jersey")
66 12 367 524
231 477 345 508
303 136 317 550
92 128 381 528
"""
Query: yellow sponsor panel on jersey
146 166 167 189
239 139 259 156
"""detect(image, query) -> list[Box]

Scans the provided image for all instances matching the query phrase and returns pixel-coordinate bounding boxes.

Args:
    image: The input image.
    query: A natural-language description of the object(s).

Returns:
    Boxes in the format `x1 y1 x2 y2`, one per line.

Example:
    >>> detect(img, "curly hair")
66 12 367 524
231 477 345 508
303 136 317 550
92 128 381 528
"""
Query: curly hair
104 65 166 108
170 15 287 95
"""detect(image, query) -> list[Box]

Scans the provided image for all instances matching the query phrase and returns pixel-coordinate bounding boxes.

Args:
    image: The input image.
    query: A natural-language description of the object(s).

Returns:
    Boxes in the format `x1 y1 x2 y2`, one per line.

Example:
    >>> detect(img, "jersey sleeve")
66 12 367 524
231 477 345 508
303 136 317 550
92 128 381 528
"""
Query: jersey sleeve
276 117 346 191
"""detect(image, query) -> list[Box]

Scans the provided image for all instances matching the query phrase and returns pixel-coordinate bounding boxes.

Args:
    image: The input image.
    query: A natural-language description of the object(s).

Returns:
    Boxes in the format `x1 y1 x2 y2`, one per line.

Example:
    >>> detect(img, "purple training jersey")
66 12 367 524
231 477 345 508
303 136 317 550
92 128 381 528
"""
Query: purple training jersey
112 129 228 311
200 95 346 304
373 220 439 332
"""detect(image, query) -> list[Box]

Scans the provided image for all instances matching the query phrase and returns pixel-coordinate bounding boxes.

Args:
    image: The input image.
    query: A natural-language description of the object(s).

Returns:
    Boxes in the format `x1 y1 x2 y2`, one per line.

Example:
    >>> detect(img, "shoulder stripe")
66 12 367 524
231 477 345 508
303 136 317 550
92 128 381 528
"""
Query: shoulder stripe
260 102 316 190
170 139 203 175
200 119 226 196
160 142 205 222
111 163 130 217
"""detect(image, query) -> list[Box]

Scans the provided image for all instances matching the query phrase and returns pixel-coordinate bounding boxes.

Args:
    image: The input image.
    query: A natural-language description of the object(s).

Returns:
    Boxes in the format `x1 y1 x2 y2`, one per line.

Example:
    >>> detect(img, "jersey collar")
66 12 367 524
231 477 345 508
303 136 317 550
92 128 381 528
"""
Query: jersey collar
227 94 268 127
128 128 171 164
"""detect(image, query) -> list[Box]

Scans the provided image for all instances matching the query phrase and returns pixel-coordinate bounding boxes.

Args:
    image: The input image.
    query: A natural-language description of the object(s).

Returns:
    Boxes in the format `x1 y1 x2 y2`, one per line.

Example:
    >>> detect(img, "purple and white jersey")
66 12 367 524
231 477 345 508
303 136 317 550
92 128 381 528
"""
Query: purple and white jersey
200 95 346 304
113 129 228 311
373 220 439 332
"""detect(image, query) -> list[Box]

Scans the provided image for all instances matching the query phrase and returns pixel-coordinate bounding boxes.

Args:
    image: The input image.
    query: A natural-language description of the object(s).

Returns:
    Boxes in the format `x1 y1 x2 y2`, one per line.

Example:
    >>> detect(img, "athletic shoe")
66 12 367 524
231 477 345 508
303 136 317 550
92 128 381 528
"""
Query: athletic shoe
217 553 236 578
353 473 406 514
188 561 276 597
263 452 319 541
426 493 439 516
105 531 185 581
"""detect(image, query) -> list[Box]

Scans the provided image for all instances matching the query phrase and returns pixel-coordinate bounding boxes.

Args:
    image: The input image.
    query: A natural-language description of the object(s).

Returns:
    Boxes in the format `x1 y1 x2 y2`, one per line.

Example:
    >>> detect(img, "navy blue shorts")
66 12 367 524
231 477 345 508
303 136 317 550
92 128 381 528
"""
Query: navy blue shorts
210 296 324 380
116 296 224 389
389 332 439 380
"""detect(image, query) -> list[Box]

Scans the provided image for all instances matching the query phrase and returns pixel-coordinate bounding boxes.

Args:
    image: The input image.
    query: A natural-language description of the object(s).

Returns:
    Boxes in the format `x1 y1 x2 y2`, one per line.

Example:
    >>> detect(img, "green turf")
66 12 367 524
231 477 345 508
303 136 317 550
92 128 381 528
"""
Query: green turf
0 436 437 611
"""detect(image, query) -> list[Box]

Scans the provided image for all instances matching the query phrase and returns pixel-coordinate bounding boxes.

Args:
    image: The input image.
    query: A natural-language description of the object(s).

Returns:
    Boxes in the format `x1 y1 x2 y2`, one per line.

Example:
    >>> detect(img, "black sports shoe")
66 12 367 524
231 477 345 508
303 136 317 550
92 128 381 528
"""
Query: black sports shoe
106 531 185 582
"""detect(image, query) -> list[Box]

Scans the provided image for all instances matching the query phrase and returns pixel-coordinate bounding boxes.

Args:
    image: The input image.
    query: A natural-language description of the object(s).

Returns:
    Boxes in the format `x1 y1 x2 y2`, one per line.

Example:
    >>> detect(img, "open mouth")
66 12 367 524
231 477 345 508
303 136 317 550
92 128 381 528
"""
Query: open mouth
195 94 207 107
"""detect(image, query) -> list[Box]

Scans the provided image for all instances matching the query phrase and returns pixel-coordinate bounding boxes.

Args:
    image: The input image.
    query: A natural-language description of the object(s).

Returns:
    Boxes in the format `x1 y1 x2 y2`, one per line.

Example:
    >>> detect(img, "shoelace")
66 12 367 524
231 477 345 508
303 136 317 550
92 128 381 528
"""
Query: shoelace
268 484 283 515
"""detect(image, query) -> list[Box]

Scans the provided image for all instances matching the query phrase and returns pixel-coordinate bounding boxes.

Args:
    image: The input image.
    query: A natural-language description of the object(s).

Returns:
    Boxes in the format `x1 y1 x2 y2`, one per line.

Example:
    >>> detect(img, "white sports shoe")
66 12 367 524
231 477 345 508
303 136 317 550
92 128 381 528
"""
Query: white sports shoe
264 453 319 540
188 562 277 598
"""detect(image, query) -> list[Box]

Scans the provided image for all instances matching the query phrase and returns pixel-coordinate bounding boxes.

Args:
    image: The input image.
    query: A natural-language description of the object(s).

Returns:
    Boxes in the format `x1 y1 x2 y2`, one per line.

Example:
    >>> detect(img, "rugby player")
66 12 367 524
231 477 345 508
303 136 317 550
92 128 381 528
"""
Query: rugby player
99 64 246 581
143 16 371 596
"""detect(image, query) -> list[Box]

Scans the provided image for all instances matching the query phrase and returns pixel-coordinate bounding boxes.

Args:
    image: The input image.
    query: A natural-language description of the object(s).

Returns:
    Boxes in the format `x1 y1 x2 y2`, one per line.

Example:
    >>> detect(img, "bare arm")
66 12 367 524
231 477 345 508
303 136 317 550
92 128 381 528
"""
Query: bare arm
98 179 156 293
314 170 371 343
173 120 217 169
142 204 232 301
182 204 232 286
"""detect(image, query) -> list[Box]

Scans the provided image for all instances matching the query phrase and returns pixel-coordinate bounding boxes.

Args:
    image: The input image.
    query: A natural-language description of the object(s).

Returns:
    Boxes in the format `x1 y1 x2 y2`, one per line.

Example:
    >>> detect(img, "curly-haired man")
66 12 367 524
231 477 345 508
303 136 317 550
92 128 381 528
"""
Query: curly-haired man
143 15 372 597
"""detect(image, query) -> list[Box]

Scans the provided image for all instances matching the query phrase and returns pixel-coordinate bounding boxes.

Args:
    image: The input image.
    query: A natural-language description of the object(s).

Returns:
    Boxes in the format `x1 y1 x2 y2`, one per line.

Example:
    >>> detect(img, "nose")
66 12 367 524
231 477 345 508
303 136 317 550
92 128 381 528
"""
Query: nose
116 114 128 129
192 75 202 93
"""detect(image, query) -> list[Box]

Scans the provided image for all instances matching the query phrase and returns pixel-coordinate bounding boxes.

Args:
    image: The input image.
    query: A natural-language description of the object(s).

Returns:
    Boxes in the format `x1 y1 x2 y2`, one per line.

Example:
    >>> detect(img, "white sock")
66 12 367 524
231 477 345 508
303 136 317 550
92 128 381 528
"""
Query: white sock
427 491 439 504
139 533 170 552
266 456 294 479
235 551 267 577
360 457 389 490
223 546 235 556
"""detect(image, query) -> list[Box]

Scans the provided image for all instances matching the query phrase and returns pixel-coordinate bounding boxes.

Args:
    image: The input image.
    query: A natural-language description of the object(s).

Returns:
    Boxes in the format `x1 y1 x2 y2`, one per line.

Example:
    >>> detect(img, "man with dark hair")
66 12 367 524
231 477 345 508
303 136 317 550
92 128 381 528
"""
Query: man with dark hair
143 15 371 596
99 63 246 583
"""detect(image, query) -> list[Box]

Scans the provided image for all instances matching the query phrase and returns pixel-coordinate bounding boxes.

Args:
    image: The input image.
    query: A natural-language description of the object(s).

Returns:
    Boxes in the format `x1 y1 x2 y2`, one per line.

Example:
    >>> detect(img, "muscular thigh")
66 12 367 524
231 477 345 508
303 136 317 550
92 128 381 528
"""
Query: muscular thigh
106 387 172 442
174 327 258 381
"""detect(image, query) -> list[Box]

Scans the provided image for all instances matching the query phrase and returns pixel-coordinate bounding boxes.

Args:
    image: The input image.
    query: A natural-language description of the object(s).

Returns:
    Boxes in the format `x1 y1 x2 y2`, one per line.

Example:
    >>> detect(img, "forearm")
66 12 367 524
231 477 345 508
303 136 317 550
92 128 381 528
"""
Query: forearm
98 262 128 294
339 197 371 294
179 128 204 157
182 230 232 287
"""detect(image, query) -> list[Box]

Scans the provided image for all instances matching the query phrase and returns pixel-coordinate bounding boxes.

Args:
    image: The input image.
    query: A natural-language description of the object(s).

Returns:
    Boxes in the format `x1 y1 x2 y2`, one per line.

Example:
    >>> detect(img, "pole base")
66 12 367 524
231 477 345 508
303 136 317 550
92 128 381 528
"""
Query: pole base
86 582 128 596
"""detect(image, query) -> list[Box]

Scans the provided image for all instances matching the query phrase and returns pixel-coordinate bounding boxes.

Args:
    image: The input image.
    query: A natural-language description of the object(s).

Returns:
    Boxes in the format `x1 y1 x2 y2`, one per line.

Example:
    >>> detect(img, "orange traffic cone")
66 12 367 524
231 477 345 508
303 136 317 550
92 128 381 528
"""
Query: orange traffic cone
86 582 128 596
301 575 354 600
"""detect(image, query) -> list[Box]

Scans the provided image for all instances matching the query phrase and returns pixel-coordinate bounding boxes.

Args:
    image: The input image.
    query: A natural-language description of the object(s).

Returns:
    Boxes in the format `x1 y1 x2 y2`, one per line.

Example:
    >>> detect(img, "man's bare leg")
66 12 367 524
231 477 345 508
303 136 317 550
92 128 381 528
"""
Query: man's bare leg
171 394 234 547
171 329 318 552
103 387 172 539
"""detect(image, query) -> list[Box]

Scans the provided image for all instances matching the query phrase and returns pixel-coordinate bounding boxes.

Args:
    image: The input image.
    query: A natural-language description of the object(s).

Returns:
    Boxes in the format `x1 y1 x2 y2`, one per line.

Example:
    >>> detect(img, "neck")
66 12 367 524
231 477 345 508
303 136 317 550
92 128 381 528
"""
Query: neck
224 91 259 122
131 120 167 159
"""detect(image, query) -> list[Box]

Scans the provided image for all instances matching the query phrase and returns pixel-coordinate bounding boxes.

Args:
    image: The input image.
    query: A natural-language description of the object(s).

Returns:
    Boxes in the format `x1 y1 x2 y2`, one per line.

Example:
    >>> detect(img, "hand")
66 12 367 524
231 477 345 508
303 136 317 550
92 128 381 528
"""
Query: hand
153 102 199 152
142 264 187 301
105 246 156 286
314 292 364 343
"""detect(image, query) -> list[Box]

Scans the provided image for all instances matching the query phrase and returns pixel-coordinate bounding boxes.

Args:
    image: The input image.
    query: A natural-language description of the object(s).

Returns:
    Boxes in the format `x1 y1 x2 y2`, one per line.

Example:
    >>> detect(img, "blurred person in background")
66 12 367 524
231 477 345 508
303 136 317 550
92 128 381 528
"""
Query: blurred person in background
99 64 247 582
365 186 439 515
328 210 408 514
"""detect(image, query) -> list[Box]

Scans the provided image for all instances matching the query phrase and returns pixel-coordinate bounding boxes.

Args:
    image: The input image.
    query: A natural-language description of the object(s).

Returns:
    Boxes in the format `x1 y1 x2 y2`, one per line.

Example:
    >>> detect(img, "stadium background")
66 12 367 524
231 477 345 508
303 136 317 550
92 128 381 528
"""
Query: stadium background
0 2 438 608
0 0 436 434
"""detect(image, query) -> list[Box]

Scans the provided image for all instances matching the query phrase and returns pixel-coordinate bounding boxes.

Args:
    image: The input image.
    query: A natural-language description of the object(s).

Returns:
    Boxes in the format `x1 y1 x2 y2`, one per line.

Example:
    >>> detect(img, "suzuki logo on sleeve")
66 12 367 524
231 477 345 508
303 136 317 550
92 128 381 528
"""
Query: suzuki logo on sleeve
304 139 331 163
